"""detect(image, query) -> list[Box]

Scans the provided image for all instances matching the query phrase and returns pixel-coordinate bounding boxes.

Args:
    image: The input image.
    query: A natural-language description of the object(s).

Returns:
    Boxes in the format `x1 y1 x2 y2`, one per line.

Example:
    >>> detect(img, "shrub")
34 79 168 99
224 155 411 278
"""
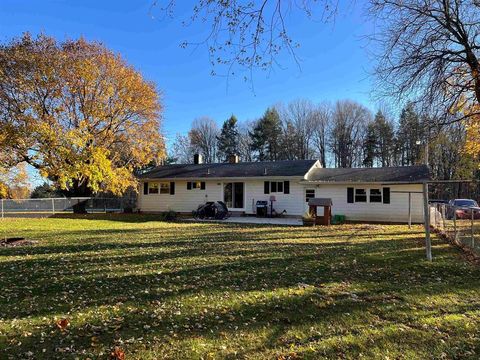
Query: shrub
159 210 177 221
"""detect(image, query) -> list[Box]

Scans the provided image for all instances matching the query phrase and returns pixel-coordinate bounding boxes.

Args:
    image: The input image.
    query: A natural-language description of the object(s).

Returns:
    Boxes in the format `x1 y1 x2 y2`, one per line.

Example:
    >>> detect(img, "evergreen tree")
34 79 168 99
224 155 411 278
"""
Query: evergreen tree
373 111 395 167
250 108 282 161
396 103 424 165
363 122 377 167
217 115 239 161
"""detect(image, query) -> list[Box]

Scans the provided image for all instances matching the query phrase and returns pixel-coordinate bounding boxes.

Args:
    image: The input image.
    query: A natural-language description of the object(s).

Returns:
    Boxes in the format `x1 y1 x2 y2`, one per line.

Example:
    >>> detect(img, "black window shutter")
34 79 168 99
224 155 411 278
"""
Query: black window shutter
187 182 192 190
264 181 270 194
284 181 290 194
271 181 277 193
143 182 149 195
347 187 354 203
383 187 391 204
170 182 175 195
200 182 206 190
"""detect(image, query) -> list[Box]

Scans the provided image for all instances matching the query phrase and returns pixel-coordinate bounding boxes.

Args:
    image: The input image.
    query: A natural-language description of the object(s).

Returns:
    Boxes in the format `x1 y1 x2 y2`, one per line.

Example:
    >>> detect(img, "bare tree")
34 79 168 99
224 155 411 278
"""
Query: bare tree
311 102 332 167
237 121 255 162
370 0 480 122
279 99 316 159
152 1 338 76
189 117 219 163
329 100 371 168
172 133 195 164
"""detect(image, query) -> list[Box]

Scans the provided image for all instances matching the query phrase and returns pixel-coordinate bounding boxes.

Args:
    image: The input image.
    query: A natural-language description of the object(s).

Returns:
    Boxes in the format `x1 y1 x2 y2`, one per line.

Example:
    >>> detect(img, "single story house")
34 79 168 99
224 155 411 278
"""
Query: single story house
137 155 430 223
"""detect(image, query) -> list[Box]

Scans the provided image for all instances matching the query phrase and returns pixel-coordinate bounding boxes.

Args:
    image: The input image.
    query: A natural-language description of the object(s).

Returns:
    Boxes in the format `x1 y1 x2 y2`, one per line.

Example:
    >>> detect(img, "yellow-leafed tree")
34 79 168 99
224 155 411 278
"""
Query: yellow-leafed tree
0 34 164 206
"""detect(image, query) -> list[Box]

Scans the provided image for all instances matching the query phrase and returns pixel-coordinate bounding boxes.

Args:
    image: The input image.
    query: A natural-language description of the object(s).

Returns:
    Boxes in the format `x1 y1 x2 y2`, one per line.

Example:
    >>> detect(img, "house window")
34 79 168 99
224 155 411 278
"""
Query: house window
270 181 284 193
187 181 206 190
370 189 382 203
305 189 315 203
148 182 159 194
159 182 170 194
354 188 367 202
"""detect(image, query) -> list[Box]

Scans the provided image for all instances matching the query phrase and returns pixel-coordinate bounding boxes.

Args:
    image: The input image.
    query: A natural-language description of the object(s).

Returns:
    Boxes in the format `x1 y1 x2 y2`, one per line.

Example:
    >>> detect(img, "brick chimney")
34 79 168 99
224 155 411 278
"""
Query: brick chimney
194 154 203 164
228 154 239 164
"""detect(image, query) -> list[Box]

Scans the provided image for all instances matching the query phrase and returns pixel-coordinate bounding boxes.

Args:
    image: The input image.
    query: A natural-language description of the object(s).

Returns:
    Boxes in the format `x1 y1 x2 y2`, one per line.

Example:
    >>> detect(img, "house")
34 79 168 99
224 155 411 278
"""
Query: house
137 155 430 223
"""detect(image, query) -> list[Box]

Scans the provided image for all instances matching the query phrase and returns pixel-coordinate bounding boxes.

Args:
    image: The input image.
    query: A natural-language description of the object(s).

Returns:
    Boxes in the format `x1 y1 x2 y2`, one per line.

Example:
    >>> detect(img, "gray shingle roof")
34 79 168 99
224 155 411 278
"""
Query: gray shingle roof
138 160 318 179
305 165 430 183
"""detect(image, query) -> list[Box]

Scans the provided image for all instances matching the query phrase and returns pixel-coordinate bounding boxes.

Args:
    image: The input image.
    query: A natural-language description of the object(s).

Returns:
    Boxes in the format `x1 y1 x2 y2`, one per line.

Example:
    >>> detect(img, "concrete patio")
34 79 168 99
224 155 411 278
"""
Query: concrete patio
186 216 303 226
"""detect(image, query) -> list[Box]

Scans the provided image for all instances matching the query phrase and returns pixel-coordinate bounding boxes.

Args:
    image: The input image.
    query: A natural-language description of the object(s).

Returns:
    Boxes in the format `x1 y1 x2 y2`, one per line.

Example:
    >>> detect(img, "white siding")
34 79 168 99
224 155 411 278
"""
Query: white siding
138 179 425 223
243 179 306 216
313 183 424 223
138 180 222 213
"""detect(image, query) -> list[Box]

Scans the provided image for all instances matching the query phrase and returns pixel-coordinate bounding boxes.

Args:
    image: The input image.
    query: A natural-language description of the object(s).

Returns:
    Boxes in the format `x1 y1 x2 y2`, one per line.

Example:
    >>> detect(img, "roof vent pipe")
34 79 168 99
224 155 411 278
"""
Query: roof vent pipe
194 154 203 164
263 167 267 175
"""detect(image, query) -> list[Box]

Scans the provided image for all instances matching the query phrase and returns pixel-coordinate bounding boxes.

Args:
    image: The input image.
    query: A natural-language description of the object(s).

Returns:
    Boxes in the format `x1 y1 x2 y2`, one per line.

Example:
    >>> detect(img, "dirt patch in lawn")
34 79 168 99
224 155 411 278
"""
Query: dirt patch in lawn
0 237 37 247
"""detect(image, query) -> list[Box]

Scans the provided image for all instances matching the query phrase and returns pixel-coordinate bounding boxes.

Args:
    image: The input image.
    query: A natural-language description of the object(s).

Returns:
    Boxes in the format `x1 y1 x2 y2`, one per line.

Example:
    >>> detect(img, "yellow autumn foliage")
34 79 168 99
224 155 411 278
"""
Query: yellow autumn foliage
0 34 164 195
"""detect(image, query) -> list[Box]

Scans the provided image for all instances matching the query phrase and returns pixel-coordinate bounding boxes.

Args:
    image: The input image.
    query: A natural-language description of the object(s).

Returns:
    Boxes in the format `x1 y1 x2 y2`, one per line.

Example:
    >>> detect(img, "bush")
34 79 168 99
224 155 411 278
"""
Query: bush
159 210 177 221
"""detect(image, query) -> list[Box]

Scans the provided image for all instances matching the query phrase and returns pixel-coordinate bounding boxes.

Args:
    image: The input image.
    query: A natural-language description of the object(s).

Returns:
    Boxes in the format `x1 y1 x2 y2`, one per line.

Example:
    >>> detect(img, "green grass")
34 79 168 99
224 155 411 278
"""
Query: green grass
1 215 479 359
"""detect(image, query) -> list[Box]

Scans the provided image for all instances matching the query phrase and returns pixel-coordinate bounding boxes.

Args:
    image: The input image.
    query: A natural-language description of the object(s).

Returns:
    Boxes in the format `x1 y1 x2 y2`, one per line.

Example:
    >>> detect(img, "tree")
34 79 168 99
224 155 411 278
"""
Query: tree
363 123 377 167
372 110 394 167
329 100 371 168
371 0 480 123
311 103 331 167
31 182 63 199
171 133 195 164
280 99 316 159
250 108 282 161
217 115 239 161
152 1 338 75
0 34 164 205
396 103 424 166
0 164 30 199
189 117 219 163
237 121 255 162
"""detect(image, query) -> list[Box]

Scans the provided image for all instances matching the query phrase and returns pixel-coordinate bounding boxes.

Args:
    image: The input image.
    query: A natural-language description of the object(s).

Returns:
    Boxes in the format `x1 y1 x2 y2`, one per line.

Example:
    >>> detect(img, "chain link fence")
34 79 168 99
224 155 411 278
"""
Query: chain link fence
430 202 480 256
0 197 135 218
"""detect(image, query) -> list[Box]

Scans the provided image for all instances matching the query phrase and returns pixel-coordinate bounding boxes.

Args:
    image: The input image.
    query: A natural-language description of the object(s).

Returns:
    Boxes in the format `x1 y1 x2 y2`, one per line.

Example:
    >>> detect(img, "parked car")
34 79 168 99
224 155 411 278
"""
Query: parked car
446 199 480 219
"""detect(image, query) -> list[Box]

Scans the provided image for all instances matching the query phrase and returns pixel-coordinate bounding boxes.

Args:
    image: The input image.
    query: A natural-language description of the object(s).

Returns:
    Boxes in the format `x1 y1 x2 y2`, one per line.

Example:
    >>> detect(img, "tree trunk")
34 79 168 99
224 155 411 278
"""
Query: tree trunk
67 180 92 214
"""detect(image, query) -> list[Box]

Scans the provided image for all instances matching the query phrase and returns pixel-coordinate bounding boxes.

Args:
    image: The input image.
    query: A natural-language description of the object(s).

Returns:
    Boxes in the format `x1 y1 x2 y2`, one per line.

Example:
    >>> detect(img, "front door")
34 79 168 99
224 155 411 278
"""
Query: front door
224 182 244 209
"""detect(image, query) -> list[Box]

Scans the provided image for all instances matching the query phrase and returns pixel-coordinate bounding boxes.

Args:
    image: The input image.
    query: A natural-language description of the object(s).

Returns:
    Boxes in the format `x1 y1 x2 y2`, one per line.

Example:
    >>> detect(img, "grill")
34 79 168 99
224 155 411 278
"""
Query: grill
256 200 268 217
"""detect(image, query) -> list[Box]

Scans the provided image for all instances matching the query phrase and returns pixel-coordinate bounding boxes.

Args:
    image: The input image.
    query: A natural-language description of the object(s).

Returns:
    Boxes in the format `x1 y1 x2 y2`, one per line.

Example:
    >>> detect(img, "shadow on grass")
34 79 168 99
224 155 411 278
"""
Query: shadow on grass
1 221 479 358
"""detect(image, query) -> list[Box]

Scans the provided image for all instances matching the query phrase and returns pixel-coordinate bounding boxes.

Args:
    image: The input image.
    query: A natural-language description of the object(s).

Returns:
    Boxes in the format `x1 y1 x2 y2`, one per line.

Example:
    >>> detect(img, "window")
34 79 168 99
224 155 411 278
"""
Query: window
159 182 170 194
265 181 290 194
354 188 367 202
370 189 382 203
305 189 315 203
148 182 159 194
187 181 206 190
224 182 244 208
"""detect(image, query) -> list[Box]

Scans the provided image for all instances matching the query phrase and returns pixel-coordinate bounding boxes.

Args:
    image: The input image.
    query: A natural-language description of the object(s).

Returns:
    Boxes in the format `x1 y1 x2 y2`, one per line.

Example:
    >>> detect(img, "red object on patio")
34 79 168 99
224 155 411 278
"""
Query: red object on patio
308 198 333 226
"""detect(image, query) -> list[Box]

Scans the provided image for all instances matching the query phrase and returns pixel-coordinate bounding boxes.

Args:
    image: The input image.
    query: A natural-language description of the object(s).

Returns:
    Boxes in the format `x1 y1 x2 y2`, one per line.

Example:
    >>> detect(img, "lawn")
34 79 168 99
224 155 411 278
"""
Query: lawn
1 215 479 359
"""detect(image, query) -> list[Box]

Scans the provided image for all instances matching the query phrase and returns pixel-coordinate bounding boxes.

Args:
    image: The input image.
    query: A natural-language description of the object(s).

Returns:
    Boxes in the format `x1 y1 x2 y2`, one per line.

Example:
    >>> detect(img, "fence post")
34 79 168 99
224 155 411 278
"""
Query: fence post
471 210 475 249
104 198 107 213
408 192 412 229
441 204 446 232
1 199 3 219
453 207 458 242
422 182 432 261
52 198 55 215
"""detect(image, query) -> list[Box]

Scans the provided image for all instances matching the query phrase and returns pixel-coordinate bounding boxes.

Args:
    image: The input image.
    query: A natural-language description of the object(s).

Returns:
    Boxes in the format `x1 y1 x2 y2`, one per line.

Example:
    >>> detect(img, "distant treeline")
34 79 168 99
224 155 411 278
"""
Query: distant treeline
170 99 478 182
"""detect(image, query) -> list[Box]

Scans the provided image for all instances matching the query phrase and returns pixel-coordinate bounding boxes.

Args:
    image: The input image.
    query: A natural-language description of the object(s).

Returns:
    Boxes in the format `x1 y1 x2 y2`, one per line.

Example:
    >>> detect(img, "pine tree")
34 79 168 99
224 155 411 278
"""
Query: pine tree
373 111 395 167
363 123 377 167
250 108 282 161
217 115 239 161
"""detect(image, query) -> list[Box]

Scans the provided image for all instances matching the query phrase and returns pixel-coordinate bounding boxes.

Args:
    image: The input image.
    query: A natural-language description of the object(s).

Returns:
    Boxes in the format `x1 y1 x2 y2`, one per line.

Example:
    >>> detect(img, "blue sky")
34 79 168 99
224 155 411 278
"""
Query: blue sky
0 1 376 144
